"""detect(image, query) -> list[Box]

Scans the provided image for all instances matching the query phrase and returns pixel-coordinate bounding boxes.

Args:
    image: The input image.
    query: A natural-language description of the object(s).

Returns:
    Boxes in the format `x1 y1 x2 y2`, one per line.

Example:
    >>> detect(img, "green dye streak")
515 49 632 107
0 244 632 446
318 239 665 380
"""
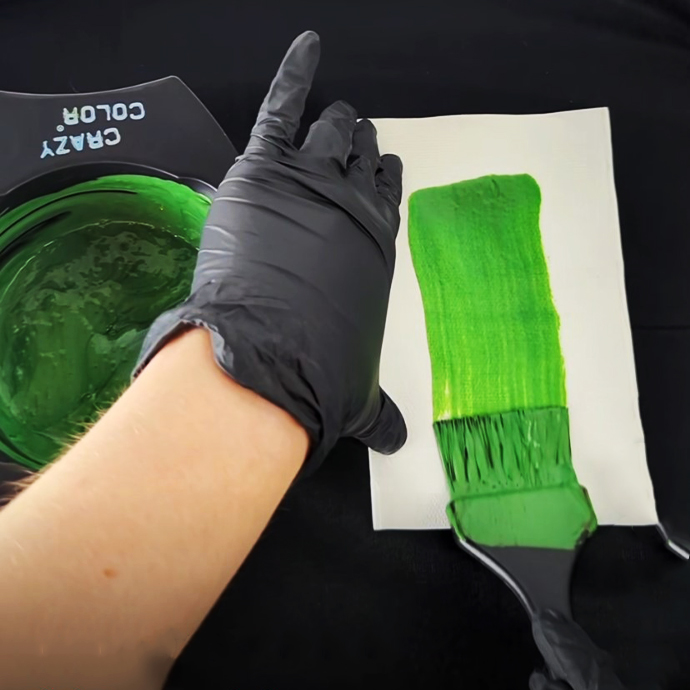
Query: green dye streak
0 175 210 469
409 174 565 421
409 174 596 549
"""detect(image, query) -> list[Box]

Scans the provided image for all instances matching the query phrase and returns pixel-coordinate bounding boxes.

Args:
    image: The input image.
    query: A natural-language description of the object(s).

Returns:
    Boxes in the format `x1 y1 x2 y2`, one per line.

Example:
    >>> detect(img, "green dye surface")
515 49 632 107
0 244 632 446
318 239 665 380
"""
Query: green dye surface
0 175 210 469
409 174 596 549
409 174 565 421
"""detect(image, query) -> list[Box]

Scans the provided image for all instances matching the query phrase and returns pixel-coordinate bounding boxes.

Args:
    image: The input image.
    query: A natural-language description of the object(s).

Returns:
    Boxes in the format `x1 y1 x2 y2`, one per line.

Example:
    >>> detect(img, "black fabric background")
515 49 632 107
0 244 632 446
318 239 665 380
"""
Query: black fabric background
1 0 690 688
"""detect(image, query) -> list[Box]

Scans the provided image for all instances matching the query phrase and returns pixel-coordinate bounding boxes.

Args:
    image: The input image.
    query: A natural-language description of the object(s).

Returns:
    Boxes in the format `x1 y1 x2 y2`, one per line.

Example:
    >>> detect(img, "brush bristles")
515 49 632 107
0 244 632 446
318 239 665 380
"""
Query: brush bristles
435 407 597 549
436 407 573 493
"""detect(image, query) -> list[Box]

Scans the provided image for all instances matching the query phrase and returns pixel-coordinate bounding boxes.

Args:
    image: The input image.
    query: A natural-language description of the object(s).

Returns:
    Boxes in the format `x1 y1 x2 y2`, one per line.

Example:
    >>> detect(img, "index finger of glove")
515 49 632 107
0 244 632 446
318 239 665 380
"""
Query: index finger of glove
247 31 321 155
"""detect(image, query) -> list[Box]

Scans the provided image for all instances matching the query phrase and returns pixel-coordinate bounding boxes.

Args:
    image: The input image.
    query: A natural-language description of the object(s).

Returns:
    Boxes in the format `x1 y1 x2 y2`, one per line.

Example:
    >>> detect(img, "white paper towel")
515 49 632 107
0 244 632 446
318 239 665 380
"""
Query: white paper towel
369 108 658 531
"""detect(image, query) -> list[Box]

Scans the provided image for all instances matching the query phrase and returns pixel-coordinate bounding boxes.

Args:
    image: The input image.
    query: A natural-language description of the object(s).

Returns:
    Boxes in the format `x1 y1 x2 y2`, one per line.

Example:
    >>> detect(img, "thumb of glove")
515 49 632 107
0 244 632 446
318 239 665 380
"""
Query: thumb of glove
355 388 407 454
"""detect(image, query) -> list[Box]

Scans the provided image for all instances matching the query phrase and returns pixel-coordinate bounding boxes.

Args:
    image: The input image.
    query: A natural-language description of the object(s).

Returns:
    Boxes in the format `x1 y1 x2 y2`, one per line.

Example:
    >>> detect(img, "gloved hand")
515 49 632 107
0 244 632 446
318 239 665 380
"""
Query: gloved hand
530 610 628 690
136 31 407 469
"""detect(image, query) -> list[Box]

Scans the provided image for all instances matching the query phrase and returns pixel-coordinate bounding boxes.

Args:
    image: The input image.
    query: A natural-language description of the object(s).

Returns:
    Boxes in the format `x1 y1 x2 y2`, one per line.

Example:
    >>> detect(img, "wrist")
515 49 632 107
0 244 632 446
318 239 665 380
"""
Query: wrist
150 327 310 465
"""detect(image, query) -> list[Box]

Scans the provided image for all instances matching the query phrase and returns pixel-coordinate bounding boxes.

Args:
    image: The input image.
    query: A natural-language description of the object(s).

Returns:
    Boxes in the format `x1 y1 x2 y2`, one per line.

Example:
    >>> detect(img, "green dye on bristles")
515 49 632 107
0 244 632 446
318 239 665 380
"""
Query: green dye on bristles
0 175 210 469
436 408 596 549
409 174 596 549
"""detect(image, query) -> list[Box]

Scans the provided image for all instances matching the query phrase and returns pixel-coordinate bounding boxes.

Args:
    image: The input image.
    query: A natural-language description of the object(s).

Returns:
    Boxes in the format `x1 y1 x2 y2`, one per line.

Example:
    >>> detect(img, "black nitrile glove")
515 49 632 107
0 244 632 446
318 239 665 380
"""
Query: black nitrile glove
530 610 628 690
136 31 407 469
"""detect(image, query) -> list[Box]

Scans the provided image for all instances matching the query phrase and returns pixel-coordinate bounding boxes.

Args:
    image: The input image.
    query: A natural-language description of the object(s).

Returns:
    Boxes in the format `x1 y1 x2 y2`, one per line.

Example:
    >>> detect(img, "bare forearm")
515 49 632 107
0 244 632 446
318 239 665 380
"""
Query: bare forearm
0 328 307 690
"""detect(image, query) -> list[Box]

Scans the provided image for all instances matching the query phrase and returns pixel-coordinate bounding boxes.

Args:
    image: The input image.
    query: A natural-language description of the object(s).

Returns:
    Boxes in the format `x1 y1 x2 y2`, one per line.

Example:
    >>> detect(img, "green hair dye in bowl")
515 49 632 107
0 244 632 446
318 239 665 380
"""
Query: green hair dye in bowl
0 174 211 469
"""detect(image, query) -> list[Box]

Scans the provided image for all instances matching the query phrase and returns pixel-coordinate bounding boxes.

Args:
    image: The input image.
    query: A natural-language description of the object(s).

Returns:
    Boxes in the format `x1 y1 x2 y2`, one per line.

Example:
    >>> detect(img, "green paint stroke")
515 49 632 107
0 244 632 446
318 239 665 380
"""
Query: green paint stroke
409 174 596 549
0 175 210 469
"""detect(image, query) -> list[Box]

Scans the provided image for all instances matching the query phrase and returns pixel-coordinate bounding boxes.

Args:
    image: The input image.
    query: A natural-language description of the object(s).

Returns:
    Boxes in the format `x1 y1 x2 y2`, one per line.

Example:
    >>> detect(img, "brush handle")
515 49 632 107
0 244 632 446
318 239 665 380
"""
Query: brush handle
479 543 576 617
455 536 575 617
455 538 627 688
